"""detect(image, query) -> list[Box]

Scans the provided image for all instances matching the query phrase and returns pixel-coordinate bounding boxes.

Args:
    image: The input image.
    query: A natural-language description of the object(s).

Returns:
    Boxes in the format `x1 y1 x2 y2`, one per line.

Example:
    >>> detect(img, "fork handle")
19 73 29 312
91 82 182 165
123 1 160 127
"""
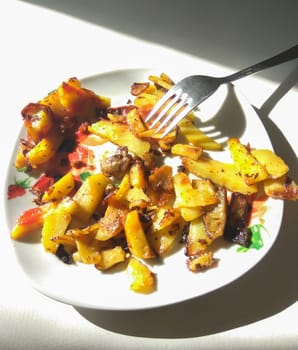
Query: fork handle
222 45 298 83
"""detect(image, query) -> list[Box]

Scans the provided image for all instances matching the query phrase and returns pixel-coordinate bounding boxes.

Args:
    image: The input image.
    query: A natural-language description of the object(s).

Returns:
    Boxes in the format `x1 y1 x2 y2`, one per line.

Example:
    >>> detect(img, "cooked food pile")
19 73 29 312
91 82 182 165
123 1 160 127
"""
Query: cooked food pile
10 73 298 293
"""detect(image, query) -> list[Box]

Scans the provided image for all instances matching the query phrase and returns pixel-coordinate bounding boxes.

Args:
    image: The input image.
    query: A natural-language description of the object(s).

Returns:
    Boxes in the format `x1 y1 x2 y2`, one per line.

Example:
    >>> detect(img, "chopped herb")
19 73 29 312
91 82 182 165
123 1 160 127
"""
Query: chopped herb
14 176 31 189
79 171 92 182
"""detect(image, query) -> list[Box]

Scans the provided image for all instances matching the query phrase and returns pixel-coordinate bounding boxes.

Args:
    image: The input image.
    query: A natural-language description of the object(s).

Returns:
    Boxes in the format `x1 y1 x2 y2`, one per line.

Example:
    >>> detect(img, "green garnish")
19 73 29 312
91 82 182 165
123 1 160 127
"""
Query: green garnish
237 224 268 252
14 176 31 189
79 171 92 182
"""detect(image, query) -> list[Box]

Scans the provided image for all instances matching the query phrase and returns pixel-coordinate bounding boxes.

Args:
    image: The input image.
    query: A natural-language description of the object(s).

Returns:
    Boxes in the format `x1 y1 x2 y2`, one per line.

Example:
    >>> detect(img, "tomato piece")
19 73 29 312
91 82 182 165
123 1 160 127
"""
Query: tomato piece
17 207 43 226
32 174 55 193
75 123 89 143
68 144 89 169
8 184 26 199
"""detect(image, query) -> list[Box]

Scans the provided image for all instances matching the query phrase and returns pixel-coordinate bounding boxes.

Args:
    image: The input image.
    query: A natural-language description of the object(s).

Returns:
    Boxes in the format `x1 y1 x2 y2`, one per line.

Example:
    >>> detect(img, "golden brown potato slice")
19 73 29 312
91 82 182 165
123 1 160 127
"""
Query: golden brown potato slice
203 187 227 240
178 118 222 151
11 207 45 240
186 217 211 256
129 162 147 188
73 173 109 223
126 109 146 135
263 175 298 200
127 257 155 293
41 77 110 121
110 173 131 203
147 207 183 256
173 172 218 208
186 187 226 256
180 206 204 222
148 73 174 90
147 221 183 257
171 143 203 160
58 80 110 121
96 204 128 241
95 246 126 271
251 149 289 179
124 210 155 259
227 138 269 185
42 172 75 203
22 103 54 143
186 252 216 272
183 157 258 195
74 235 102 265
26 131 64 167
42 210 72 254
89 120 150 159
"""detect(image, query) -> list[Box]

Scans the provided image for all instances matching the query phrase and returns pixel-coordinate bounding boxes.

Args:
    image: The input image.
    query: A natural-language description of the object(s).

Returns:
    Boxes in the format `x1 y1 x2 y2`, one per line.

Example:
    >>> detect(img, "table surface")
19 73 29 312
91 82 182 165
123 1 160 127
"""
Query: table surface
1 1 297 349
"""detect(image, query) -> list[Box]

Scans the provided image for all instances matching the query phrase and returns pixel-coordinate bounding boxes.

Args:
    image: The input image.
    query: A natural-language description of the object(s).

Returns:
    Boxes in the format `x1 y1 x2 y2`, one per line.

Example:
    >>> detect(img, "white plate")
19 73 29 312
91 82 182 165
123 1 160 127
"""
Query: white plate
5 68 283 310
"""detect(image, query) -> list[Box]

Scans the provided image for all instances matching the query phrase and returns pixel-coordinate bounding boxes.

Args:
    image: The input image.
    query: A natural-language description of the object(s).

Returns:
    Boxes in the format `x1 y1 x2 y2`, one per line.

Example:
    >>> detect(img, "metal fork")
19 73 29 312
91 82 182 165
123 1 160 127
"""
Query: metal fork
145 45 298 137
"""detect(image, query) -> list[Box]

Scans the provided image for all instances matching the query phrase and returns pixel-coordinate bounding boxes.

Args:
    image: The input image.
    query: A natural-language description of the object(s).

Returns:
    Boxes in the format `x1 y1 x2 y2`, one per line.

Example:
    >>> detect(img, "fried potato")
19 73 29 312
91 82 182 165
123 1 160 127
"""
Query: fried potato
171 143 203 160
73 173 109 223
186 252 215 272
26 131 64 167
151 207 181 231
227 138 269 185
147 207 182 256
15 149 30 169
186 187 226 256
22 103 54 143
178 118 222 150
58 80 110 121
124 210 155 259
186 217 210 256
10 207 45 240
42 172 75 202
183 157 258 195
125 187 150 206
95 246 126 271
74 235 102 265
173 172 218 208
42 210 72 254
110 173 131 203
89 120 150 158
180 206 204 221
203 187 227 239
96 204 128 241
127 257 155 293
263 175 298 201
126 109 146 135
148 219 183 257
129 162 147 189
251 149 289 179
148 73 174 90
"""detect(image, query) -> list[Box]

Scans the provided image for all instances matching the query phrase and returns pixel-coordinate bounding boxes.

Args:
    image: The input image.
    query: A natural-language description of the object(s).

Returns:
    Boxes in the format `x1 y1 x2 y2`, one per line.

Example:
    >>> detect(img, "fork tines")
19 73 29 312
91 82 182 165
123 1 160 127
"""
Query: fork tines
145 88 193 137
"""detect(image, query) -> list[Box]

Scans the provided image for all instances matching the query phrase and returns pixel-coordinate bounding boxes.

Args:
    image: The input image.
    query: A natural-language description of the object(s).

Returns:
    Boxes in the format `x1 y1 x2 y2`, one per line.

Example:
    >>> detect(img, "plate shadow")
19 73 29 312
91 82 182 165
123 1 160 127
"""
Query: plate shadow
74 72 298 338
72 64 298 338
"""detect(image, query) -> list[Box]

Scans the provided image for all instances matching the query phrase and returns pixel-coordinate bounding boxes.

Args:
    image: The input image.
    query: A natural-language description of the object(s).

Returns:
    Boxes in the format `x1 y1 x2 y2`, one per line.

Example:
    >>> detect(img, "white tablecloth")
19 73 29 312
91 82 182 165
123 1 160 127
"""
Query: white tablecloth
1 1 297 349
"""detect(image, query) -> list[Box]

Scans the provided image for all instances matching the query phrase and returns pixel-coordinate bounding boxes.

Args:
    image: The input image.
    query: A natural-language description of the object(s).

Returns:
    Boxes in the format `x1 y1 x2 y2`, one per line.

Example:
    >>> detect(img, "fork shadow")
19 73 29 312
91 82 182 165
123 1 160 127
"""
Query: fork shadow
197 83 247 143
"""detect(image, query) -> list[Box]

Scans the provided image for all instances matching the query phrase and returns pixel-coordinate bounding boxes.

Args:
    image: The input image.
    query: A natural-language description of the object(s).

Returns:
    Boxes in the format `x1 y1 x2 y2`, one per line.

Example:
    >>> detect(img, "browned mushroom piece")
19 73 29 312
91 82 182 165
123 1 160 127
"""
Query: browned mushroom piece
100 146 133 179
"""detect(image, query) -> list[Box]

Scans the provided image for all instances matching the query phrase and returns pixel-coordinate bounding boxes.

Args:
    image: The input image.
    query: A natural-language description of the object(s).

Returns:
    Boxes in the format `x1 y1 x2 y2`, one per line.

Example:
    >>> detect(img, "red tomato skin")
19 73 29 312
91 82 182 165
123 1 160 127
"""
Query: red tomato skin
8 185 26 199
17 207 43 226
